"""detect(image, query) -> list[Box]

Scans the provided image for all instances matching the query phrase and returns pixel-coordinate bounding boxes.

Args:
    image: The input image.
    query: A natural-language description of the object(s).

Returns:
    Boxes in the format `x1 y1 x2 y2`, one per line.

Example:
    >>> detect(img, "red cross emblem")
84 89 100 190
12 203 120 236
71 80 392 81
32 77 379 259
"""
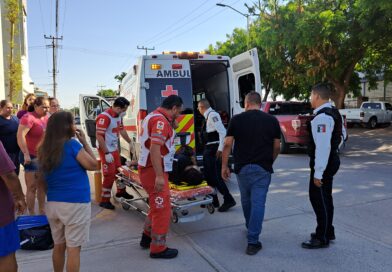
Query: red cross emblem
161 85 178 97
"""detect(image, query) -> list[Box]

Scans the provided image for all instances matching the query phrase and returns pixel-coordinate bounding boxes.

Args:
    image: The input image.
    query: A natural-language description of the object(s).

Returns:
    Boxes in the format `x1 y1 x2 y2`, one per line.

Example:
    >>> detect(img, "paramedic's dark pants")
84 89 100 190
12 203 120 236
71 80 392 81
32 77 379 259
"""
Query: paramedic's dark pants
309 157 339 243
203 144 234 203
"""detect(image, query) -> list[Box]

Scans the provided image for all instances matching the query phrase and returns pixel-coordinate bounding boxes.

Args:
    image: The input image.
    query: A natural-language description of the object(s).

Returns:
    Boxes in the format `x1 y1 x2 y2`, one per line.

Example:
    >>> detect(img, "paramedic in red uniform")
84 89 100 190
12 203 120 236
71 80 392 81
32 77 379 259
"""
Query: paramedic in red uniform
96 97 133 210
138 95 183 259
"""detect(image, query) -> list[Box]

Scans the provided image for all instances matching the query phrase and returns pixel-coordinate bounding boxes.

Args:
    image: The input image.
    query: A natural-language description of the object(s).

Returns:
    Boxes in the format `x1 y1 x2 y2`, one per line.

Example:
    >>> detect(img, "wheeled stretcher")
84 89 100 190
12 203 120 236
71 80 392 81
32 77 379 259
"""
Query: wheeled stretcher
114 166 215 223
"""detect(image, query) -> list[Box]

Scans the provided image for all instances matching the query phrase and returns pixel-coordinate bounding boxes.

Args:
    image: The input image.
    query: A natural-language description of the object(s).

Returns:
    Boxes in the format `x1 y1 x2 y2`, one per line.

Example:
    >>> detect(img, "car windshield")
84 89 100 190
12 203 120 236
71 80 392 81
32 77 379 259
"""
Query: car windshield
268 102 312 115
362 103 381 109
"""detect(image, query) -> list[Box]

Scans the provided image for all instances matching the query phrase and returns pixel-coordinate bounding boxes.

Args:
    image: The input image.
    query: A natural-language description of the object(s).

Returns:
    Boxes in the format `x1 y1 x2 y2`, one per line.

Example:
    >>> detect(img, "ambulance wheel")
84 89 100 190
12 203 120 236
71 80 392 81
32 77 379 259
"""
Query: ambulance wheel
172 211 179 223
122 203 130 211
207 204 215 214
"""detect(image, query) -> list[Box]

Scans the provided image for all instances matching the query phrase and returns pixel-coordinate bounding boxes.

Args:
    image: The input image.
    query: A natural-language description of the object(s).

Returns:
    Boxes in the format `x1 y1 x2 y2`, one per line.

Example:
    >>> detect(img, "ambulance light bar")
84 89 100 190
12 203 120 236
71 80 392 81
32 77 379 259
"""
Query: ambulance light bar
162 51 201 59
151 64 162 70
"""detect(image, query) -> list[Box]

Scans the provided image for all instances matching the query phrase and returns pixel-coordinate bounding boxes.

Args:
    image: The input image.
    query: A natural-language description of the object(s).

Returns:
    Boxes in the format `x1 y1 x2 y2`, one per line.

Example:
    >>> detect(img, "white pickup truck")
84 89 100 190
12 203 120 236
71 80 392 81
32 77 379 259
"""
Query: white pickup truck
339 101 392 128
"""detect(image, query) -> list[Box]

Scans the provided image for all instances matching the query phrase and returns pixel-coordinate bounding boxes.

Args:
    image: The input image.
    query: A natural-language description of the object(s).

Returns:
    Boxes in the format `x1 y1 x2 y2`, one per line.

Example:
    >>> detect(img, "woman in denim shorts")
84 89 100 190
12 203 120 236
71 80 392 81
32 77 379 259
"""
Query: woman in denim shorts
17 97 49 215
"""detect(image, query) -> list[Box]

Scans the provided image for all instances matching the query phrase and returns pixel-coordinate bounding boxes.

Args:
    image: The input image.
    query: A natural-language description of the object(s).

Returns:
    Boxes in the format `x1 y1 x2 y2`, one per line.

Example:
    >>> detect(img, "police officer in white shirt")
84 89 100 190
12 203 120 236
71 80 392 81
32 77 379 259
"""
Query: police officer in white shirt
302 83 342 249
198 99 236 212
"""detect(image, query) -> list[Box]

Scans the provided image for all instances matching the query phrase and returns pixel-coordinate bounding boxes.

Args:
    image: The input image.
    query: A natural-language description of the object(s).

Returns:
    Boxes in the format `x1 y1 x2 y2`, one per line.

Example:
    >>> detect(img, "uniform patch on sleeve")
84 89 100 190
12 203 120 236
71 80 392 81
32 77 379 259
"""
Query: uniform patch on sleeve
157 120 164 130
317 124 326 133
98 118 105 125
212 116 219 122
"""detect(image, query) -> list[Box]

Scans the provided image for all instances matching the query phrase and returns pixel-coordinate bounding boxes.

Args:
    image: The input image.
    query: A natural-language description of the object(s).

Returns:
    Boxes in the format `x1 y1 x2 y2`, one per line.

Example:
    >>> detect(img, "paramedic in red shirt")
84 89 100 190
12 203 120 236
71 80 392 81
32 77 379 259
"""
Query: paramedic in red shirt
138 95 183 259
96 97 133 210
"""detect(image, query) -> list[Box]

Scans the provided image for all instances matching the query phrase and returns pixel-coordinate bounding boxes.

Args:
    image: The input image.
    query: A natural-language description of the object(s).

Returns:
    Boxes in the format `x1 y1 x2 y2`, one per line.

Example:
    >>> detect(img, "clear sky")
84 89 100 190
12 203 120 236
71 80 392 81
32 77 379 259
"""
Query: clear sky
27 0 249 109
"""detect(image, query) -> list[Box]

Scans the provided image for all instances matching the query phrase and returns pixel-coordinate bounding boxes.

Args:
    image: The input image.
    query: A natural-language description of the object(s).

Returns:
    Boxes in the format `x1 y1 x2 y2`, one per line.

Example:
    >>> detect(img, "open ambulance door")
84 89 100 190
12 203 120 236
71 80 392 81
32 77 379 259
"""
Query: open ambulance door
79 94 111 148
230 48 262 114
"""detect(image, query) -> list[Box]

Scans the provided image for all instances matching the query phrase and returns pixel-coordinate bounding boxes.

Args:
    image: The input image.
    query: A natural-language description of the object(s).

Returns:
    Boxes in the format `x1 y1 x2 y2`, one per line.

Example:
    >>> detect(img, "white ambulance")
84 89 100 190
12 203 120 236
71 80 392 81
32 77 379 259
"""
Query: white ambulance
79 48 262 164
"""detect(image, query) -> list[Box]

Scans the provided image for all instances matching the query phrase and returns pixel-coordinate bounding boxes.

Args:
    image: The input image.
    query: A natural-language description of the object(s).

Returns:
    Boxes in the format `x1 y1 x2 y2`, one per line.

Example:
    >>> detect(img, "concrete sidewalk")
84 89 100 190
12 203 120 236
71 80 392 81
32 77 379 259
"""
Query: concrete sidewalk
16 127 392 272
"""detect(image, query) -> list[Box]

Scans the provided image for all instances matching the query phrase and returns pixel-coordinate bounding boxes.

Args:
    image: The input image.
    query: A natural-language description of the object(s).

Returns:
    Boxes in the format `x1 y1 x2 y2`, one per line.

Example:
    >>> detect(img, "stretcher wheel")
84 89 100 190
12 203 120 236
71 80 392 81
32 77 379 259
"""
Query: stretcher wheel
207 204 215 214
181 210 189 216
122 203 131 211
172 211 179 223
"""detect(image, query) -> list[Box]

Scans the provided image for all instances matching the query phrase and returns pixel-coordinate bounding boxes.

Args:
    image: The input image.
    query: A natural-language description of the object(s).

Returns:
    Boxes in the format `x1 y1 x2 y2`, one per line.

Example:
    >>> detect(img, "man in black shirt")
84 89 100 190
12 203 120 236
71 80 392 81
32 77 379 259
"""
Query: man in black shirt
222 92 281 255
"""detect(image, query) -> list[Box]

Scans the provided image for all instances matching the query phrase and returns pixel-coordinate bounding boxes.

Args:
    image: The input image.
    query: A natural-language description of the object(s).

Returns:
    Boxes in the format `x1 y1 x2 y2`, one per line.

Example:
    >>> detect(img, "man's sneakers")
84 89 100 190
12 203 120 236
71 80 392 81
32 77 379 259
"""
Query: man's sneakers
310 232 336 241
140 233 151 249
246 242 262 255
99 201 115 210
115 191 134 200
150 248 178 259
218 200 236 212
301 238 329 249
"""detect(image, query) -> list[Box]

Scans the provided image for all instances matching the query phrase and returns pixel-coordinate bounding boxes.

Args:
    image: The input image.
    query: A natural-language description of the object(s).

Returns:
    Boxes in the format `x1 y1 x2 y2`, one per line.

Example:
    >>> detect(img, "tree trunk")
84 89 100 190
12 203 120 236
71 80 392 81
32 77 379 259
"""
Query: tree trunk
263 87 270 101
331 82 346 109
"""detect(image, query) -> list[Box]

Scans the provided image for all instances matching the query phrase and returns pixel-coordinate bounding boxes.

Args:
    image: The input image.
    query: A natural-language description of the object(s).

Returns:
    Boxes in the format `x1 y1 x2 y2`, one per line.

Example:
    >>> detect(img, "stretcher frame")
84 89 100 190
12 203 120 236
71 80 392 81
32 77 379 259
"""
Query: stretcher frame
114 172 215 223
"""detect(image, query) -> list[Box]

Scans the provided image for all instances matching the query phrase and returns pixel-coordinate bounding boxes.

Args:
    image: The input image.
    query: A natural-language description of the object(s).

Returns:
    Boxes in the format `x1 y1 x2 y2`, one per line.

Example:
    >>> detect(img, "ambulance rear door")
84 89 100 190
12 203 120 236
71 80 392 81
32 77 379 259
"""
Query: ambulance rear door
79 94 111 148
143 59 195 149
230 48 262 114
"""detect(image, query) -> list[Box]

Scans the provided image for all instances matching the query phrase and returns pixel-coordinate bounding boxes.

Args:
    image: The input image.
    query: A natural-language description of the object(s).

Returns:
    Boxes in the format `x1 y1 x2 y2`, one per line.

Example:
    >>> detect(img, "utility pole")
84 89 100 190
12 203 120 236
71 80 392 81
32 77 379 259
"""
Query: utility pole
45 35 63 98
44 0 62 98
137 45 155 55
97 85 106 92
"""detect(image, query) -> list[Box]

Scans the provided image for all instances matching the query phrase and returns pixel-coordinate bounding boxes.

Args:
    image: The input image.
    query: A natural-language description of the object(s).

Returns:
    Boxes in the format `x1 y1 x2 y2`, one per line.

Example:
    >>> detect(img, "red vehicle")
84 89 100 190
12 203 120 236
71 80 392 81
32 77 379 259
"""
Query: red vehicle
261 101 313 153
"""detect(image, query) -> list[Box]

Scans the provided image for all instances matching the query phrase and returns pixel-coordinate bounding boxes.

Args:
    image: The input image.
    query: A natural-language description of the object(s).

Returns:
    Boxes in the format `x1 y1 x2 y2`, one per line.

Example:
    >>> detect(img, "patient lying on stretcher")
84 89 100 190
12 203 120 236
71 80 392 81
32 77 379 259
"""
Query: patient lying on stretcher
169 146 203 187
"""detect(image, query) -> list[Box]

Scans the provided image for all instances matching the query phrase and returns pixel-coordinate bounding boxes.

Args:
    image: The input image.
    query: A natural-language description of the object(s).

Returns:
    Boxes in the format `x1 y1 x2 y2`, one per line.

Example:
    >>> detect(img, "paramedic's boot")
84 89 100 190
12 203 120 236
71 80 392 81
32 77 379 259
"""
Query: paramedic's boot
99 201 115 210
218 199 236 212
150 248 178 259
116 191 134 200
140 233 151 249
212 194 220 208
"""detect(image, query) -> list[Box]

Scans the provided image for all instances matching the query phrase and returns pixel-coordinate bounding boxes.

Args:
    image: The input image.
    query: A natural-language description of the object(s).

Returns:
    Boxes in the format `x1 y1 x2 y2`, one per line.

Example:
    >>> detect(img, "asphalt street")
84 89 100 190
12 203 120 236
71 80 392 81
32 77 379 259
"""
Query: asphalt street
16 126 392 272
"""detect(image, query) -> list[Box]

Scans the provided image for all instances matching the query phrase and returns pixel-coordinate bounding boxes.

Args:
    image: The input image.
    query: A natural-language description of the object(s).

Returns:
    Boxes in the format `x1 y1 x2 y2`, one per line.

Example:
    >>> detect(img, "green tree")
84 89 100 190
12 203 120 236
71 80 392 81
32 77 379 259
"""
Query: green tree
114 72 127 83
208 27 283 101
97 89 117 97
6 0 22 104
254 0 392 108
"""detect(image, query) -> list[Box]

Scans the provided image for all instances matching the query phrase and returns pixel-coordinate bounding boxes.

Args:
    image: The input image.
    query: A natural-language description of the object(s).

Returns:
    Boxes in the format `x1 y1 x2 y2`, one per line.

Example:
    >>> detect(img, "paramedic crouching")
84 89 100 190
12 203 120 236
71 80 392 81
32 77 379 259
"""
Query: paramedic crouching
138 95 183 259
198 99 236 212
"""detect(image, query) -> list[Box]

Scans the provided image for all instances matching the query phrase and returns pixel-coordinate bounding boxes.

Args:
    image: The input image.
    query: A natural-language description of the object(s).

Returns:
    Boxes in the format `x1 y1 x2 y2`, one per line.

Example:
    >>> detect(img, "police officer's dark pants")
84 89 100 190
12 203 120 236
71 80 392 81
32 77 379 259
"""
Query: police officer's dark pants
309 157 339 243
203 144 234 203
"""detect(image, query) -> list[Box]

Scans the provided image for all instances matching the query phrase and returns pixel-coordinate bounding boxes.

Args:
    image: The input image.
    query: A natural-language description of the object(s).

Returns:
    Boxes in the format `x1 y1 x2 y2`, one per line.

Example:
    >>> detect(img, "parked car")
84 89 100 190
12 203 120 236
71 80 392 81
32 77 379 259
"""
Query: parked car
262 101 313 153
339 101 392 129
74 116 80 125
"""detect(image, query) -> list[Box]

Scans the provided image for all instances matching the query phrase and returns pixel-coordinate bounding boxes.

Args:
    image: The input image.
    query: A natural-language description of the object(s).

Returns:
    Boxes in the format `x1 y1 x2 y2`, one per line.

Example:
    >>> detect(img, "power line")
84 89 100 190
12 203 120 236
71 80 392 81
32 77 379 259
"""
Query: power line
147 2 218 45
155 0 242 47
61 0 67 37
116 0 224 78
148 0 241 47
142 0 210 45
38 0 50 76
57 0 67 72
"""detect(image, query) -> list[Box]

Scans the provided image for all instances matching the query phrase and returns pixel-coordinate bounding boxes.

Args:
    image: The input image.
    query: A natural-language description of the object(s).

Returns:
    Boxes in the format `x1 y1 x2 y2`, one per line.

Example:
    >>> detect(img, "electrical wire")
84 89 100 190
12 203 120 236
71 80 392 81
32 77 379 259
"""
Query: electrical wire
155 0 242 47
142 0 210 45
